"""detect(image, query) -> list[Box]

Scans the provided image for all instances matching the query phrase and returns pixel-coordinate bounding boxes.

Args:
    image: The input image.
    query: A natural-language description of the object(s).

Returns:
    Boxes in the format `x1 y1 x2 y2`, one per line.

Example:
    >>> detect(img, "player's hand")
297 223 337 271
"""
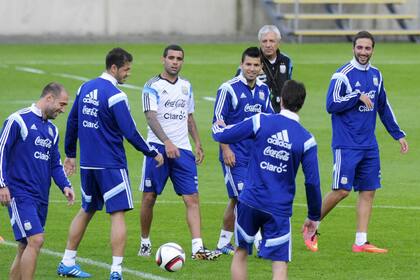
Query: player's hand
359 94 373 109
214 119 227 127
398 137 408 154
64 157 77 176
221 144 235 167
301 218 319 239
0 187 11 207
63 187 75 206
164 139 180 159
195 145 204 165
154 153 164 167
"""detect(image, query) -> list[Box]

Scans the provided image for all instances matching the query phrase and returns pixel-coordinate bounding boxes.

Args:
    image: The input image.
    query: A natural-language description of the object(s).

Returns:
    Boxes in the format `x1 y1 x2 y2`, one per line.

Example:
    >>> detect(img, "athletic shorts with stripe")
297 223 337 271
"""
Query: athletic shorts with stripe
80 168 133 213
332 148 381 192
220 160 248 198
235 201 292 262
140 143 198 196
8 196 48 242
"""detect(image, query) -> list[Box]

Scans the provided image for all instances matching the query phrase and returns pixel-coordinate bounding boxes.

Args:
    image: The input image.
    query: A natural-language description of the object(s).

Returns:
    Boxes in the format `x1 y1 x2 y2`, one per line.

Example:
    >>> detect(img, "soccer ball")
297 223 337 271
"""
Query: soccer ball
155 242 185 272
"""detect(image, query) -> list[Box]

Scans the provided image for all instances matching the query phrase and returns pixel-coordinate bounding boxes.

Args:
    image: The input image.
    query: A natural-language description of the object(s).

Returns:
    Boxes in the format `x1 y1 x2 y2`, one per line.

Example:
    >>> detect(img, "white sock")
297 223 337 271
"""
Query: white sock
192 238 204 254
254 230 262 250
217 230 233 249
111 256 123 274
355 232 367 246
62 249 77 266
141 237 151 245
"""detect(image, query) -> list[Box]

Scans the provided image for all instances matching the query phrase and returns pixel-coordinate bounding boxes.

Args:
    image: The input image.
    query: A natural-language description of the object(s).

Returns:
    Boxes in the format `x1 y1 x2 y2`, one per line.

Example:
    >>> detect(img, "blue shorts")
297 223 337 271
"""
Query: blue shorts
235 201 291 262
140 143 198 196
332 148 381 192
80 168 133 214
8 196 48 242
221 161 247 198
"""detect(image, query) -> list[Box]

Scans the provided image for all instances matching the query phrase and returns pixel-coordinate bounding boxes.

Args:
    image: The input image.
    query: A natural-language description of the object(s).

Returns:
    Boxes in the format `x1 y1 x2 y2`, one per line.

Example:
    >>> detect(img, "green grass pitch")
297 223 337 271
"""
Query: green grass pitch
0 42 419 279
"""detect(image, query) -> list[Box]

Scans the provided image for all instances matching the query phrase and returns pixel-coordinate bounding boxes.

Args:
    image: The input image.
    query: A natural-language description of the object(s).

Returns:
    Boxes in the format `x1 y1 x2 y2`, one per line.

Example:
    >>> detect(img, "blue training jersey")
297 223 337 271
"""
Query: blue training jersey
65 72 158 169
212 110 322 220
0 104 70 204
326 58 405 149
213 74 273 162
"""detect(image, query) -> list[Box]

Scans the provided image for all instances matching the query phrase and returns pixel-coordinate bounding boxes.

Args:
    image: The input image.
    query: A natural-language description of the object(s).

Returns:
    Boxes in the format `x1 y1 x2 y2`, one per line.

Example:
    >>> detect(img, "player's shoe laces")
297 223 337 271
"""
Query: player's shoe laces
192 247 222 260
352 242 388 253
138 243 152 257
109 271 123 280
215 243 235 256
303 227 319 252
57 262 91 278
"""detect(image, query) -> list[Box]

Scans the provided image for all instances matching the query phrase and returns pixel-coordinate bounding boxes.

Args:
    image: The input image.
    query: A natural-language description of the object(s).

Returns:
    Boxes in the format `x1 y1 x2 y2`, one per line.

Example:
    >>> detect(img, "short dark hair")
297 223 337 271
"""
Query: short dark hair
163 44 184 58
353 31 375 48
40 82 65 98
241 47 262 63
281 80 306 112
105 47 133 70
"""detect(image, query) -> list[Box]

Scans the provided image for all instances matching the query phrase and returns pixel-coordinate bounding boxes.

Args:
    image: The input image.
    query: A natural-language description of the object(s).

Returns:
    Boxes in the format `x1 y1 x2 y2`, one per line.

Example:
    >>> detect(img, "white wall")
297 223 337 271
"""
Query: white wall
0 0 265 36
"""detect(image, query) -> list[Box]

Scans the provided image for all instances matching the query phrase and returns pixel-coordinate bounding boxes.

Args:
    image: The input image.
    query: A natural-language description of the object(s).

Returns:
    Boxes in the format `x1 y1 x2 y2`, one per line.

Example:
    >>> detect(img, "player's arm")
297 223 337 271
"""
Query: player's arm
376 78 408 153
142 85 178 159
213 85 236 166
301 136 322 222
187 113 204 165
0 117 22 206
65 87 81 159
50 130 75 205
326 73 361 113
212 114 258 144
110 93 158 159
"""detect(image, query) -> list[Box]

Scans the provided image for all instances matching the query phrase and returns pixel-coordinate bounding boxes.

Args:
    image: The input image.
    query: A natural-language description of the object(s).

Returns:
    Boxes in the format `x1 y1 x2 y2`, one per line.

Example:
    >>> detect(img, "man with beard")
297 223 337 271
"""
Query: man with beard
57 48 163 280
0 82 74 280
138 45 220 261
303 31 409 254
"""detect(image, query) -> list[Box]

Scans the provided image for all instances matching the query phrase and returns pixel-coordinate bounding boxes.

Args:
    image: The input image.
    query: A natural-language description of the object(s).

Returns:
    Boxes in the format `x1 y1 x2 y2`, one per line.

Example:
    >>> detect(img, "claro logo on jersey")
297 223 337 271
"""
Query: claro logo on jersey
267 130 292 149
164 111 186 120
83 90 99 106
34 150 50 161
164 99 186 108
244 104 262 113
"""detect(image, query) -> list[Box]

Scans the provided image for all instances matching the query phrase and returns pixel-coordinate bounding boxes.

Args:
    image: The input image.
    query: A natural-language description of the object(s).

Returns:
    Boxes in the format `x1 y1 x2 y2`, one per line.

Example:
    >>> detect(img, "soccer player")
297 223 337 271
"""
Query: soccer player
213 47 273 255
57 48 163 280
258 25 293 113
138 44 219 260
303 31 409 253
212 80 322 280
0 82 75 280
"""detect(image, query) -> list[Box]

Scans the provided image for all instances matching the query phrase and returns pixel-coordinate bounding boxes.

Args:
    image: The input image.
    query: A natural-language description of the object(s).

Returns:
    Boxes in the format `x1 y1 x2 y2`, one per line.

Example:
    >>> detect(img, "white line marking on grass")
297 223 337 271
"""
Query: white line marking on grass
1 240 171 280
48 199 420 210
203 96 215 102
15 66 46 74
13 66 142 90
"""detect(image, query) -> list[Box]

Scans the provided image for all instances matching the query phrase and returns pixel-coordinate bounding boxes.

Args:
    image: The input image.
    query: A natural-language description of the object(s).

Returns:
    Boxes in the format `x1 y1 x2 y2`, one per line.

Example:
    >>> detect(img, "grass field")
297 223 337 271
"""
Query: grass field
0 42 419 280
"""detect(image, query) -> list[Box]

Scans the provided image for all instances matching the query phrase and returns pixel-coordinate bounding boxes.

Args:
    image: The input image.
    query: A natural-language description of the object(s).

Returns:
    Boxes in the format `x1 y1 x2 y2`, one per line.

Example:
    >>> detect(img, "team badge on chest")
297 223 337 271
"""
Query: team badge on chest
373 76 378 86
181 86 188 95
48 127 54 138
259 90 265 101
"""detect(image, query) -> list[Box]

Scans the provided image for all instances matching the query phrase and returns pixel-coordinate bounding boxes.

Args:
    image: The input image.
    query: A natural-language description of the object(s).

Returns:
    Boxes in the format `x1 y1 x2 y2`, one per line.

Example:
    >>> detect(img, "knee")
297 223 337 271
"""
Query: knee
142 193 157 208
28 234 44 250
184 194 200 208
336 189 350 199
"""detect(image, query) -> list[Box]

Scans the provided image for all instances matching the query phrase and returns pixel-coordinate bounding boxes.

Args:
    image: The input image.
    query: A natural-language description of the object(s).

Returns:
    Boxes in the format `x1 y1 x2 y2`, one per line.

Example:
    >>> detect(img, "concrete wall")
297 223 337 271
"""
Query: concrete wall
0 0 267 37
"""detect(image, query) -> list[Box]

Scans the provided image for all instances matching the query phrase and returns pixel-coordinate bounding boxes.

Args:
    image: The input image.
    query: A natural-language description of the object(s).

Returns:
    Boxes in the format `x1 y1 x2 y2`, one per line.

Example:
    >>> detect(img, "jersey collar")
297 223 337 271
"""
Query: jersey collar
30 103 42 117
238 73 263 88
100 72 118 86
350 57 371 71
280 109 299 122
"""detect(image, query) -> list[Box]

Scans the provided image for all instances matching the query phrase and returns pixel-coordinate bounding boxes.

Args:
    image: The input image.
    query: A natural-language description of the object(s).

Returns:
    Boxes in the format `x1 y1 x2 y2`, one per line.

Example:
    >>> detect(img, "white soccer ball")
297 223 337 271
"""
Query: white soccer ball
155 242 186 272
